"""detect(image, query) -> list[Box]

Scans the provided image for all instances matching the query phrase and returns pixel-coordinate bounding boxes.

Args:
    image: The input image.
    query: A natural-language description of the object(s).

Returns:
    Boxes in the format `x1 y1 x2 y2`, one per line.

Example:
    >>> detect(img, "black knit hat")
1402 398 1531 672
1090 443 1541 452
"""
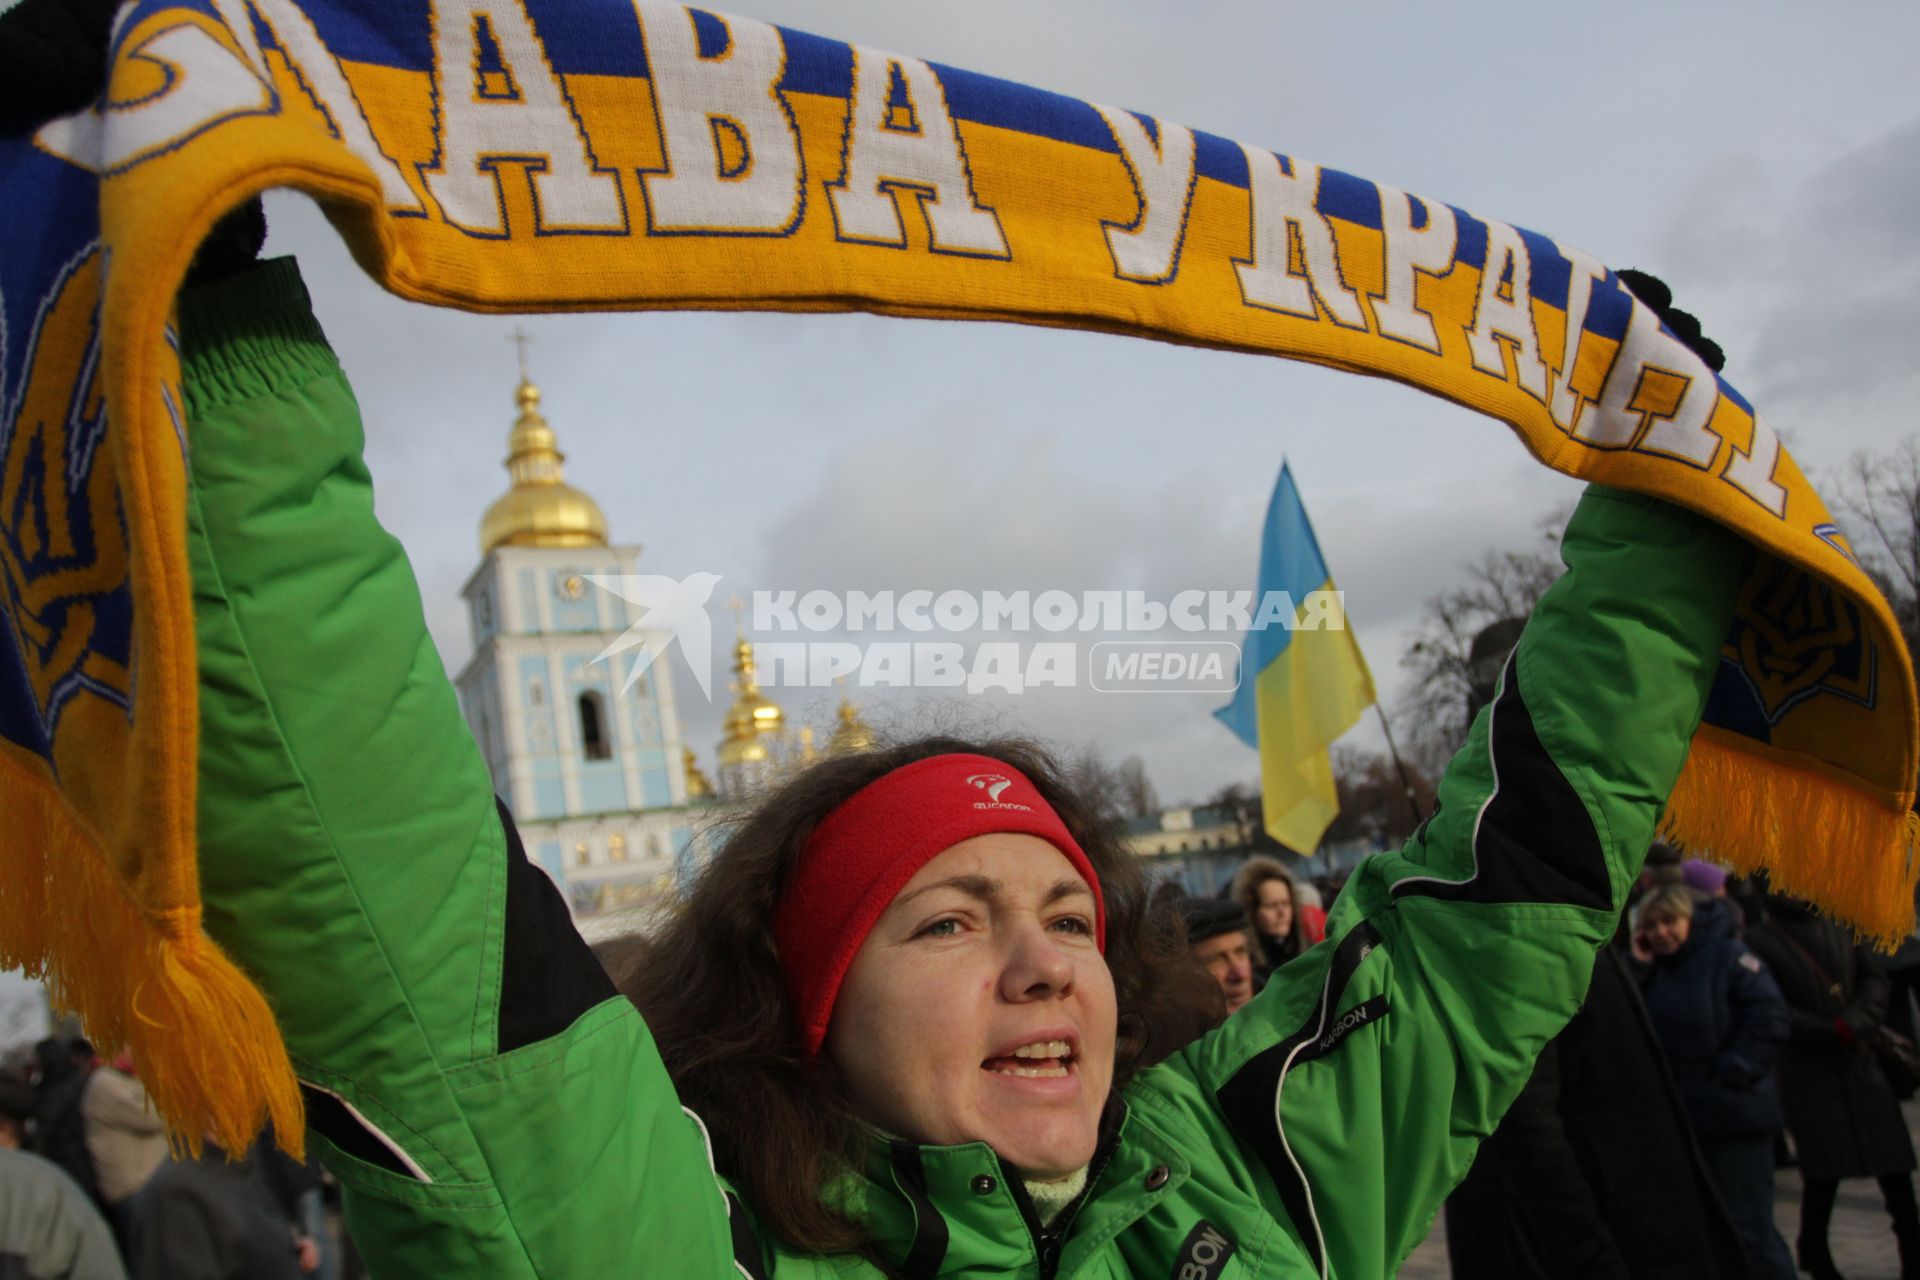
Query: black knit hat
1179 896 1249 946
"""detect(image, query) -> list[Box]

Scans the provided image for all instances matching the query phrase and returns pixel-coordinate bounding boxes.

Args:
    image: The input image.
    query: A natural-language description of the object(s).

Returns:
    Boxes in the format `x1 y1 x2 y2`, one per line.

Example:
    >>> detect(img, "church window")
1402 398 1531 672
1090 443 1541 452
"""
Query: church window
579 691 612 760
529 679 544 707
608 832 627 862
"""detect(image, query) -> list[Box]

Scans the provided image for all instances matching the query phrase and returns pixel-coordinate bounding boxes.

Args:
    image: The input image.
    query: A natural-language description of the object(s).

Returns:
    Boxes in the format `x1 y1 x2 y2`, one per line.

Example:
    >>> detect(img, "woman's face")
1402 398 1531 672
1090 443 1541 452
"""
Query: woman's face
826 833 1117 1179
1641 909 1692 957
1255 877 1293 939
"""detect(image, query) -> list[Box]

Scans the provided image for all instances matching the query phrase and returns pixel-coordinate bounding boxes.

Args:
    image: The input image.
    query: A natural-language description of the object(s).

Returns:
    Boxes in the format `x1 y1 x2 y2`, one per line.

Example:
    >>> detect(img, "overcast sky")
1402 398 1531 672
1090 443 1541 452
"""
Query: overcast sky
262 0 1920 808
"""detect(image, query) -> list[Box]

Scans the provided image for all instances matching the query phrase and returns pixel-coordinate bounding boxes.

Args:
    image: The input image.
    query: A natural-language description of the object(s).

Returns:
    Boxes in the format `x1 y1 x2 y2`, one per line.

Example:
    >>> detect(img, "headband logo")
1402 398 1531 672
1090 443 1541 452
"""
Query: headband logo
966 773 1011 801
966 772 1032 811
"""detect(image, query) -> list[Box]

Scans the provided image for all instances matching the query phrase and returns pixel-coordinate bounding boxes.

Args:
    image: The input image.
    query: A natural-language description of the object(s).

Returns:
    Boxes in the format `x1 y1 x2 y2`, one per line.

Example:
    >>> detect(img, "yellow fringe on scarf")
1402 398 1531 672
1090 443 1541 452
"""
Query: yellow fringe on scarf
0 762 302 1158
1663 726 1920 951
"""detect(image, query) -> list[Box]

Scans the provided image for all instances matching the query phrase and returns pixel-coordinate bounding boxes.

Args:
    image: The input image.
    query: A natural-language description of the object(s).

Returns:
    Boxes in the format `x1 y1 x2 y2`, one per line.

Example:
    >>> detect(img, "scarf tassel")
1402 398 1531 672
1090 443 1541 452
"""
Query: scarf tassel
0 770 303 1158
1662 728 1920 950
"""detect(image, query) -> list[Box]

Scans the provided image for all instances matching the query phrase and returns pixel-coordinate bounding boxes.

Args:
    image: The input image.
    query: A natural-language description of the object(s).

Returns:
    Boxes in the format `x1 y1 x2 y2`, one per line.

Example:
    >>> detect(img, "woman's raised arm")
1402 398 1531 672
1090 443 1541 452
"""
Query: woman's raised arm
184 259 746 1277
1145 483 1745 1277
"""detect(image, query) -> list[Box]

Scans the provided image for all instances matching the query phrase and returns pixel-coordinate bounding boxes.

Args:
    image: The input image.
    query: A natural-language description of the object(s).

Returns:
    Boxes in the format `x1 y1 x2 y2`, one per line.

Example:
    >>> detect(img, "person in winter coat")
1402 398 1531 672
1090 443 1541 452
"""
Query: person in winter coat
1633 883 1795 1279
0 1083 125 1280
160 233 1747 1277
1227 856 1321 985
1178 896 1257 1016
130 1142 307 1280
1444 948 1751 1279
30 1037 101 1210
1747 894 1920 1279
80 1054 168 1236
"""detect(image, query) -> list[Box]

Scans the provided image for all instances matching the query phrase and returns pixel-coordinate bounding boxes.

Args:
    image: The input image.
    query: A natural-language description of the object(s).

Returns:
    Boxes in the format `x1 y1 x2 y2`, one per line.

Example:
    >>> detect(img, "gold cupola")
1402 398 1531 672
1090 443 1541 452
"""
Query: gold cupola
716 632 787 768
828 693 875 756
682 747 715 800
479 373 610 554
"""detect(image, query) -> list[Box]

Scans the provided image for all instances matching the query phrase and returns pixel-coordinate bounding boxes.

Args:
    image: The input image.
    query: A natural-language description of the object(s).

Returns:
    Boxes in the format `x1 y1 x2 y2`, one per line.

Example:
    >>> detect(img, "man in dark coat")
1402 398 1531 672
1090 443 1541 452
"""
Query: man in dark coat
31 1037 101 1208
129 1140 306 1280
1447 948 1751 1278
1748 895 1920 1279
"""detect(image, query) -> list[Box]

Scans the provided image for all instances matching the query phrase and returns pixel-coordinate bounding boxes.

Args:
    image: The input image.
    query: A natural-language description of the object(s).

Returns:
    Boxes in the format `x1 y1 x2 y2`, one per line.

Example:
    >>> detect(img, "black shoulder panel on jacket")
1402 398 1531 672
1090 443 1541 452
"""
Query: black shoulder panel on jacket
496 797 618 1054
888 1141 950 1280
725 1192 772 1280
1395 655 1612 912
1216 921 1383 1275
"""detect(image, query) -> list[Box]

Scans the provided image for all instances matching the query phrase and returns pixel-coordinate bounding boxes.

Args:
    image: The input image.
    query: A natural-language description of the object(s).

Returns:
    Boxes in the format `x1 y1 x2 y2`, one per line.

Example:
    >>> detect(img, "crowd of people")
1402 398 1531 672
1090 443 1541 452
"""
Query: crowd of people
11 831 1917 1279
0 1039 351 1280
1166 845 1920 1279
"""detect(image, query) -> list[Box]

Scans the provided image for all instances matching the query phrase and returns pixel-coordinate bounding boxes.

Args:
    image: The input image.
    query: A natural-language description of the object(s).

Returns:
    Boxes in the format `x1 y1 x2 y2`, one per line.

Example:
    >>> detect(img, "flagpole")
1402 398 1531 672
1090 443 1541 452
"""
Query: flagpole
1371 703 1425 828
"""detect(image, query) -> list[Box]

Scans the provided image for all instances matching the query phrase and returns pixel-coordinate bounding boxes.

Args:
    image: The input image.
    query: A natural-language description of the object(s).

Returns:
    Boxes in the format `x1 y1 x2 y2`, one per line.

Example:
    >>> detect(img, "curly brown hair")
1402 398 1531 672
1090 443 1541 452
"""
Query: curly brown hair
1230 854 1305 968
600 734 1213 1254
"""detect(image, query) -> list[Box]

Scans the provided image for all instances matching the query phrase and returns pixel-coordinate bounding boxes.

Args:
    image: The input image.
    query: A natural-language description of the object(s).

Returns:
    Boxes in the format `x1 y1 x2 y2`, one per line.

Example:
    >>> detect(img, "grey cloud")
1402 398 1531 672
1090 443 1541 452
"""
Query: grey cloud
1657 116 1920 464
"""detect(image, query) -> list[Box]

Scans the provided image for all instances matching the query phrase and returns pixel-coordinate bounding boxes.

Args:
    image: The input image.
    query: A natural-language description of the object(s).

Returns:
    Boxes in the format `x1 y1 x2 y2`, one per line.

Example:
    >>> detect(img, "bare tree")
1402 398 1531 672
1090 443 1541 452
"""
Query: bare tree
1832 440 1920 659
1397 531 1562 776
1323 747 1435 848
1067 746 1161 832
1115 756 1160 820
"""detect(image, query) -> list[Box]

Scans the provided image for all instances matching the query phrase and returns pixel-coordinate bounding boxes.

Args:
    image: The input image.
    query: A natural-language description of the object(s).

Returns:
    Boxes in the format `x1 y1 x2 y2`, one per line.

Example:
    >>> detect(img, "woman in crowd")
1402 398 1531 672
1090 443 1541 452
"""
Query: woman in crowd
1632 883 1796 1279
0 1 1808 1274
1748 893 1920 1279
159 240 1749 1277
1228 856 1315 986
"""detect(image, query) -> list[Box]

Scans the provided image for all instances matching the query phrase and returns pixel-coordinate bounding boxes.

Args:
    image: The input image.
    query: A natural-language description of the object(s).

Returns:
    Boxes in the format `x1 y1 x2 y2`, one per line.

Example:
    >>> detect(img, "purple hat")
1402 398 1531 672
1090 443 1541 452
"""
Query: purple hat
1681 859 1728 896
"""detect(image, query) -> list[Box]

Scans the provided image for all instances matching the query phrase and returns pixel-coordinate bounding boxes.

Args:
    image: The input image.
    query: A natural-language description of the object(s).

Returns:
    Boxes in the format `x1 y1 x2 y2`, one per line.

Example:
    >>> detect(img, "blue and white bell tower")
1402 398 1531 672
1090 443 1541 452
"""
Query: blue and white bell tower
454 365 712 918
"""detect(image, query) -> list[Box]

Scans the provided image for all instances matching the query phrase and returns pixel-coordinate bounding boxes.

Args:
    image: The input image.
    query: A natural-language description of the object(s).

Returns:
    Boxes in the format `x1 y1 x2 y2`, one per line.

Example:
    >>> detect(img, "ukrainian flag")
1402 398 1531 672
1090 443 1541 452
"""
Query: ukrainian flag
1215 462 1377 854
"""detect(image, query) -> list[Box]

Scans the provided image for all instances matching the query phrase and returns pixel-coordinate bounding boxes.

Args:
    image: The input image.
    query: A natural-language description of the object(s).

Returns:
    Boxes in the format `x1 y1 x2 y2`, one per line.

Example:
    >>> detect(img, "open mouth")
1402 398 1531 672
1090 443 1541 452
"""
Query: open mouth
982 1038 1076 1079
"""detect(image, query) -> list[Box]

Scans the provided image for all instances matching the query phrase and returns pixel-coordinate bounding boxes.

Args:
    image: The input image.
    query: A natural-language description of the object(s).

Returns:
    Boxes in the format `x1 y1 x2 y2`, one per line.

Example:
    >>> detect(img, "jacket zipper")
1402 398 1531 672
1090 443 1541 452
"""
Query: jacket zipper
1021 1124 1123 1280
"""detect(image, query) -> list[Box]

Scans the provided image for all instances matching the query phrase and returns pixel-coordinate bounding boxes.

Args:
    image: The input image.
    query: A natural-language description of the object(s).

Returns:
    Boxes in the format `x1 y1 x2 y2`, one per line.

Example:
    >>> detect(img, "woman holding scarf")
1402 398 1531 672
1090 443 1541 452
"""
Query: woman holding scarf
159 238 1746 1278
3 6 1769 1274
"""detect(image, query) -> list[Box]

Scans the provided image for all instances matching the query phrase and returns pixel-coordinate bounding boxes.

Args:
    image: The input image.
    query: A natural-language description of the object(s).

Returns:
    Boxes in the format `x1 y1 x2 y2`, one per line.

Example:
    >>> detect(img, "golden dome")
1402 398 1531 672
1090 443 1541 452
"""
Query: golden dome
827 695 875 756
479 377 610 554
682 747 715 800
717 633 787 768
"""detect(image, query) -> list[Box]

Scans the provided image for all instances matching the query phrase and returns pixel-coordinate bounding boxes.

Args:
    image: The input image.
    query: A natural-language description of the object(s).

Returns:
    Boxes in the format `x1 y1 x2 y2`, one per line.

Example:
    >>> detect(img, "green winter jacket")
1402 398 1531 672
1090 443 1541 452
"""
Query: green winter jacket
182 259 1744 1279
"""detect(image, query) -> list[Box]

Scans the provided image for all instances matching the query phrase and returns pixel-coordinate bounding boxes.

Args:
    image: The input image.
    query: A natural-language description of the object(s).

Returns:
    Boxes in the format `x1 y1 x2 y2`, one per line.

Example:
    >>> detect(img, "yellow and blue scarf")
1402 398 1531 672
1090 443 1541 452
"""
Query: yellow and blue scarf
2 0 1913 1151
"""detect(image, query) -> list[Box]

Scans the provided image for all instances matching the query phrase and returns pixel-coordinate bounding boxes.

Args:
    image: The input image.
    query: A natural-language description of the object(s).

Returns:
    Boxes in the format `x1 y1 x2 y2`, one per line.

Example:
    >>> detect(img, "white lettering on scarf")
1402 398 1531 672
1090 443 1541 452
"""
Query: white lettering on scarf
422 0 625 235
1235 148 1367 328
35 18 275 175
211 0 423 212
1547 243 1609 434
636 6 803 235
1579 296 1721 466
1374 185 1457 352
1094 107 1197 284
827 49 1009 257
1466 218 1549 399
1723 413 1789 515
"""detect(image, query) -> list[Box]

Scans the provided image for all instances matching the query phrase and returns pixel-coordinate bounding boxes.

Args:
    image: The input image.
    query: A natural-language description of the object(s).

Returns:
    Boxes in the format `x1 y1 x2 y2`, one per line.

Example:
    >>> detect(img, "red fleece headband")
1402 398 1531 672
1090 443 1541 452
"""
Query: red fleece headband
771 753 1106 1056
